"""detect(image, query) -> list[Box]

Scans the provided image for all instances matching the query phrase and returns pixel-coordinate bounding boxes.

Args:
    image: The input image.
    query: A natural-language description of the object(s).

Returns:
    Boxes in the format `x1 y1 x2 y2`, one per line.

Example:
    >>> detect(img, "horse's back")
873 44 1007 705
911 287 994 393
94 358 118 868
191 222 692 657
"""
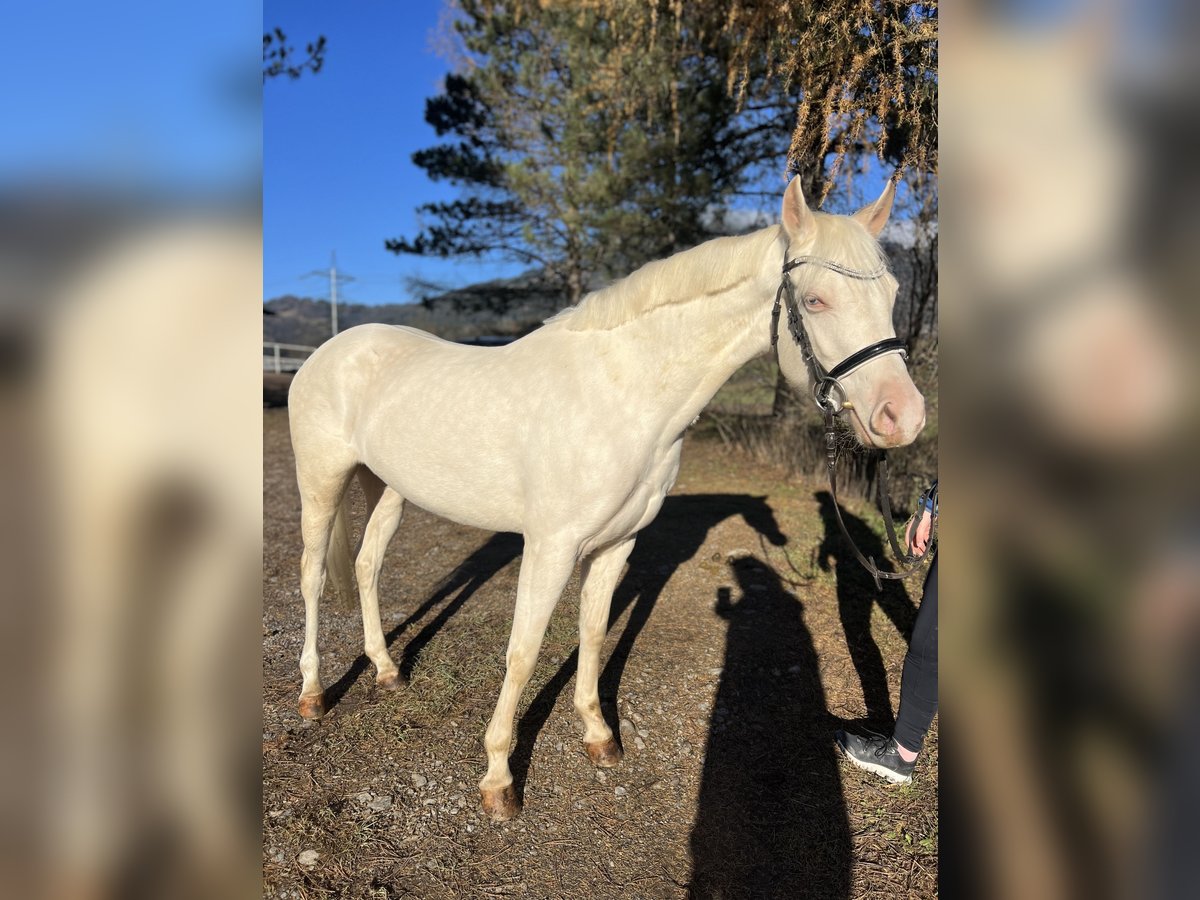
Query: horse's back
290 324 466 424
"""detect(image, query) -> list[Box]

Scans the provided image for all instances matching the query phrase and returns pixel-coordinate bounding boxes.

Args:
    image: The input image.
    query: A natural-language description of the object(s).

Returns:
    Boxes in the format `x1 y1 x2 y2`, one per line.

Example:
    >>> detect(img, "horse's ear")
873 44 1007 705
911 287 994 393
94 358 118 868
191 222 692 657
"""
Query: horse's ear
852 179 896 238
781 177 817 244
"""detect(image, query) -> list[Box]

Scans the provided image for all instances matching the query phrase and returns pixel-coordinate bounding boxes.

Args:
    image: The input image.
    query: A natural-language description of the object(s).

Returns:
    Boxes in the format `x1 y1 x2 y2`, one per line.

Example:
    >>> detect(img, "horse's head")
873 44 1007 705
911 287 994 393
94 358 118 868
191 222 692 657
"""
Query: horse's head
772 177 926 449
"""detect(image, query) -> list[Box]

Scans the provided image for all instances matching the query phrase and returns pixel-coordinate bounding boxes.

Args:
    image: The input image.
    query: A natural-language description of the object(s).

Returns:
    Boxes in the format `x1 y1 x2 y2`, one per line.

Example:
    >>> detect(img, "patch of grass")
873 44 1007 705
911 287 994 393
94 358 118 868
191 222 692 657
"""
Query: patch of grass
708 356 778 413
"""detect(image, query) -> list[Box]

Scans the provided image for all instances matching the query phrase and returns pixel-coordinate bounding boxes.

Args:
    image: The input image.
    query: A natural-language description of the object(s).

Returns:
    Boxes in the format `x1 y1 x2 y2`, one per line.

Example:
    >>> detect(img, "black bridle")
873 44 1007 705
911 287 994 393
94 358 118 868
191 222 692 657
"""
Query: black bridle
770 252 935 589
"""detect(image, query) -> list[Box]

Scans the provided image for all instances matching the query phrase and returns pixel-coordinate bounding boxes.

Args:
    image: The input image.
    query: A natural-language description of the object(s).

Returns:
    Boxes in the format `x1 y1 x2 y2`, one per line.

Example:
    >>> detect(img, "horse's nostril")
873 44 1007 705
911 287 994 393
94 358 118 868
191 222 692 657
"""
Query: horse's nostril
871 400 899 436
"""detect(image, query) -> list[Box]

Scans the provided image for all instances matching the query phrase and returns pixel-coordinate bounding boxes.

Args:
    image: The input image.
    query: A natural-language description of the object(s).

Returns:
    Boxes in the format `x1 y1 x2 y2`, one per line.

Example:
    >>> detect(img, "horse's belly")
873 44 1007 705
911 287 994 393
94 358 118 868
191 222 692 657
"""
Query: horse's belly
362 443 525 534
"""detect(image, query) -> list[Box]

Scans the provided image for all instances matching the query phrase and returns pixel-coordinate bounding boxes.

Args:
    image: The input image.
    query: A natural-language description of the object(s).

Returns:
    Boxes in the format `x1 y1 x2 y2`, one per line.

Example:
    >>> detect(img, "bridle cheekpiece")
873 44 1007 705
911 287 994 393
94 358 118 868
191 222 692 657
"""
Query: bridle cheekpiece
769 249 935 588
770 253 908 416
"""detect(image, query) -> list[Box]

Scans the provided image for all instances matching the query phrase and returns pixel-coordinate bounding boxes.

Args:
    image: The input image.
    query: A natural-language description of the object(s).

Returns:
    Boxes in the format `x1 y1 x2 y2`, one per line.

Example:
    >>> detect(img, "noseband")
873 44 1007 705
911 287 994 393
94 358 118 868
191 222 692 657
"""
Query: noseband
770 250 935 588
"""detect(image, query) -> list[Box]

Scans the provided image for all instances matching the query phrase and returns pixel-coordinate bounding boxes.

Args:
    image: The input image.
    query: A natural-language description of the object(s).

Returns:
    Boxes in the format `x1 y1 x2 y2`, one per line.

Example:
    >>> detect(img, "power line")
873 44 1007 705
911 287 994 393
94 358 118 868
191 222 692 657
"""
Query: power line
303 251 356 338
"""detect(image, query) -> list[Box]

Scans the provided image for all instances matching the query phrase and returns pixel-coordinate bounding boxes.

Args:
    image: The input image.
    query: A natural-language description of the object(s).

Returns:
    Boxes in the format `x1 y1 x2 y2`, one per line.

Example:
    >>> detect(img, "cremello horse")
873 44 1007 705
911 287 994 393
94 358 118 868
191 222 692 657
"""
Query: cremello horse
288 177 925 820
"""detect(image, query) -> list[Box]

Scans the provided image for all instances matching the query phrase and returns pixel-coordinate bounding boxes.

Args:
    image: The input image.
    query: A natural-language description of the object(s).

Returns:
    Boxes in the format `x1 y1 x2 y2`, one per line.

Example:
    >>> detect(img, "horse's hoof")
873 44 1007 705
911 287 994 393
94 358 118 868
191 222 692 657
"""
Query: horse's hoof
480 785 521 822
375 670 405 691
585 738 623 768
298 694 326 720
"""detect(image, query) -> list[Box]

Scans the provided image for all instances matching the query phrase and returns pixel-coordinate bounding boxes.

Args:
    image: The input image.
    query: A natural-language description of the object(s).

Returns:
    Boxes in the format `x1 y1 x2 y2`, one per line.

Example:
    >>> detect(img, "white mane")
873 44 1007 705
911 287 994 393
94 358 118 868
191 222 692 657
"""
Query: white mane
546 227 783 332
546 213 893 332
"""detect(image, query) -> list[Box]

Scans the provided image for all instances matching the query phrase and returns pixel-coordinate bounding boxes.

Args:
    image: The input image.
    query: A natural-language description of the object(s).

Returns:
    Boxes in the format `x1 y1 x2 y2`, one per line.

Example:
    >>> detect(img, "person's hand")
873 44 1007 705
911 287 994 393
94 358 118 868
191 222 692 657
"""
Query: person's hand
905 507 934 556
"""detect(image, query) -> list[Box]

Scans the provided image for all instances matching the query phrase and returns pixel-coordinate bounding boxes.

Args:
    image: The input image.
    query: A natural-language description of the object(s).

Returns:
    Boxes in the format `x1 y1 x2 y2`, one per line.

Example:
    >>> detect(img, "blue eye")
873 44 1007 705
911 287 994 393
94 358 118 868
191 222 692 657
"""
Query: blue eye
804 294 825 309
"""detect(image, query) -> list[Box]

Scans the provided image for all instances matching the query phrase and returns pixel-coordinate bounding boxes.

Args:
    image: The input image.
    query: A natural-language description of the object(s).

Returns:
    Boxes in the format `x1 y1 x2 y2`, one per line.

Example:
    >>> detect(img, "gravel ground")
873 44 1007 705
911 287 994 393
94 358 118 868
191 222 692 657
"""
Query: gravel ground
263 408 937 898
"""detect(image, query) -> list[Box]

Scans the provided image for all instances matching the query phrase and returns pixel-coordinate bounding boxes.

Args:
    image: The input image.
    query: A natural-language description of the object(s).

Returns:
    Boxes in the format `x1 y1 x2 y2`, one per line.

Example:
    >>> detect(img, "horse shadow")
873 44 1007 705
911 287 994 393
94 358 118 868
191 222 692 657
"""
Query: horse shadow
814 490 916 732
689 556 851 898
322 531 524 711
507 493 788 803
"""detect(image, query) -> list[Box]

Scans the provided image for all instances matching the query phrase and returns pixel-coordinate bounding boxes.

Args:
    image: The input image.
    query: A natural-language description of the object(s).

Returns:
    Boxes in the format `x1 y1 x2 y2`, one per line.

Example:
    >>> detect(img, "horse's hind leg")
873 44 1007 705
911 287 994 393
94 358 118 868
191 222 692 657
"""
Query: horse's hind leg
479 538 577 821
575 537 636 767
353 469 406 690
295 453 356 719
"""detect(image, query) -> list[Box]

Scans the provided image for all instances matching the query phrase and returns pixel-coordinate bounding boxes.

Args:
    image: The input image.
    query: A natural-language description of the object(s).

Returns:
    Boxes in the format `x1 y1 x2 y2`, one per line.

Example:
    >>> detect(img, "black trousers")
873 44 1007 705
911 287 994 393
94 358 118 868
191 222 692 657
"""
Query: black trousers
895 553 938 753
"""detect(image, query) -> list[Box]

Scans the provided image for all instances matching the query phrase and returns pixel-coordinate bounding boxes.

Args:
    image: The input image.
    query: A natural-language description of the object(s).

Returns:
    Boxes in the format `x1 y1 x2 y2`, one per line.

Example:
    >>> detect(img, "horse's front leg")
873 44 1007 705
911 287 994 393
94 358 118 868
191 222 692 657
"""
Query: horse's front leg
479 538 577 821
575 537 636 766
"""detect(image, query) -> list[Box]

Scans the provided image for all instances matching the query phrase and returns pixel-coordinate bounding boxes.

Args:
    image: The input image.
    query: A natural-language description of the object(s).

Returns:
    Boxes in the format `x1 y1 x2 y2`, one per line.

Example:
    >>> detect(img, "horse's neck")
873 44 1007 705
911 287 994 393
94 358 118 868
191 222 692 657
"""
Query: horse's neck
620 269 775 439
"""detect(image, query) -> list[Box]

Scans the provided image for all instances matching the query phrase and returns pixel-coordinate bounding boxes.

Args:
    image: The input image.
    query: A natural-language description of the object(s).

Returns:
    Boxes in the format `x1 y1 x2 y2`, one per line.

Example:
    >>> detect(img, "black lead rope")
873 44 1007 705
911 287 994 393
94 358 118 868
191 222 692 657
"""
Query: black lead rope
773 252 935 589
823 408 935 591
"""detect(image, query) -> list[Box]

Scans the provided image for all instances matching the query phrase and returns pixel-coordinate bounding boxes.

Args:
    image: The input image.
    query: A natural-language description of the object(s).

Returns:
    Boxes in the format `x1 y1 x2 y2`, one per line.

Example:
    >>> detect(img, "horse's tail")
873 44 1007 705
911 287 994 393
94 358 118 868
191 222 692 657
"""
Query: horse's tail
325 490 357 611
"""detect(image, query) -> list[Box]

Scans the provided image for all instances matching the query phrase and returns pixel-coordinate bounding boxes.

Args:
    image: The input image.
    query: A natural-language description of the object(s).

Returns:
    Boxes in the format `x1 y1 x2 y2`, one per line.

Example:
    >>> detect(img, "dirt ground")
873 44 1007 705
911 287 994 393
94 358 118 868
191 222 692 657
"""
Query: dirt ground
263 408 938 899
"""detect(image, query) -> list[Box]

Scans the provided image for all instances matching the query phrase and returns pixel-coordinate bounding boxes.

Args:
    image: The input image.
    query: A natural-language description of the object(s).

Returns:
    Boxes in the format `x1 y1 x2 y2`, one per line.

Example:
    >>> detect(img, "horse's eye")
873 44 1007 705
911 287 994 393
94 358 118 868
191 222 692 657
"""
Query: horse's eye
803 294 825 309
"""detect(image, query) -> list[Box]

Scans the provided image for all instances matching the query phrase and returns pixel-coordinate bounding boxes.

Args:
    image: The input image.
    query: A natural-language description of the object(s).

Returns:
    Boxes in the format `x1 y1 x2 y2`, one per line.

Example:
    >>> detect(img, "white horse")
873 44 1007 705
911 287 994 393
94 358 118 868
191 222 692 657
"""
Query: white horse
288 177 925 821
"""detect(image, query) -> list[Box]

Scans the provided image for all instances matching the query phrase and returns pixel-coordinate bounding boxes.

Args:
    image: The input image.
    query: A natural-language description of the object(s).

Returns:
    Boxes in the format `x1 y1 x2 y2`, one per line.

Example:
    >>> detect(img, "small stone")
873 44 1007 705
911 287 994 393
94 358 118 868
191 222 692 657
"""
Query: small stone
411 774 428 788
614 786 627 799
634 736 646 750
637 728 648 739
619 718 634 734
596 769 608 783
297 849 319 869
353 791 372 804
368 795 393 811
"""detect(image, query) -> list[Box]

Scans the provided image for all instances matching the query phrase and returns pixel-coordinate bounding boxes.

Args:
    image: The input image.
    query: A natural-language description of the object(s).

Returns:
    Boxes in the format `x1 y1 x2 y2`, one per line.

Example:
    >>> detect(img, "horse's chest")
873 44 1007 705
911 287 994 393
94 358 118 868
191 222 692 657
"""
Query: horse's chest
587 442 682 552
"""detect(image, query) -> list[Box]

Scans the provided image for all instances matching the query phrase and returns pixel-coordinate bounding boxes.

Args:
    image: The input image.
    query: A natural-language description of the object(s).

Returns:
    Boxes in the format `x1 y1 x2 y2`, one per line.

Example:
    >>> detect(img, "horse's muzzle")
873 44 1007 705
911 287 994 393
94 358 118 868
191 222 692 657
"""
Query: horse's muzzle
865 381 926 448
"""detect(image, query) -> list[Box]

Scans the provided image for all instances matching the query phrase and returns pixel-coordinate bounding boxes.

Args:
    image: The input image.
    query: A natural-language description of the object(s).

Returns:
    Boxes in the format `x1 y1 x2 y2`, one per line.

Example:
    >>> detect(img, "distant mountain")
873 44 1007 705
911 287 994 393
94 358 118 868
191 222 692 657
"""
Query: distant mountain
263 269 573 347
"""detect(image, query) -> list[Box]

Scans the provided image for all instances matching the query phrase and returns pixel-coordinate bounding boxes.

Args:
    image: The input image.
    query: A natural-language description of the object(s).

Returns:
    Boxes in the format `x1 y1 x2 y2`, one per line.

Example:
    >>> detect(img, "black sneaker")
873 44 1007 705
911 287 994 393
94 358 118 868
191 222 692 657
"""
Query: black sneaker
835 730 915 784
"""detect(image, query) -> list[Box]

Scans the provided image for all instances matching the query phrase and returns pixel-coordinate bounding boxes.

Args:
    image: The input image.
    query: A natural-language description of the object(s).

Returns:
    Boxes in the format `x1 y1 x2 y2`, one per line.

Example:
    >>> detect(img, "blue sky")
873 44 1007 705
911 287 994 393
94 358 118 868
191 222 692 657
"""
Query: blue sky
262 3 910 308
265 0 527 306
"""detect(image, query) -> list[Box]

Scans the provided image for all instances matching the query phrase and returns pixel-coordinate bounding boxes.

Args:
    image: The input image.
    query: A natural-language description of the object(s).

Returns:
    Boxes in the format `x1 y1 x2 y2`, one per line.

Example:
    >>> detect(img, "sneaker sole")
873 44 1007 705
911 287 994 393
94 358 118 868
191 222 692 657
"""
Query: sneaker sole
836 745 913 784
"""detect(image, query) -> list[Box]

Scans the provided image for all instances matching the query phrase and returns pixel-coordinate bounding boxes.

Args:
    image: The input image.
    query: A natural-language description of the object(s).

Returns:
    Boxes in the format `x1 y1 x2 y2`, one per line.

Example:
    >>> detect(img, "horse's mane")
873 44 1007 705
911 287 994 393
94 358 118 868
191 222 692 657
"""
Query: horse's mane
545 226 782 332
546 214 892 332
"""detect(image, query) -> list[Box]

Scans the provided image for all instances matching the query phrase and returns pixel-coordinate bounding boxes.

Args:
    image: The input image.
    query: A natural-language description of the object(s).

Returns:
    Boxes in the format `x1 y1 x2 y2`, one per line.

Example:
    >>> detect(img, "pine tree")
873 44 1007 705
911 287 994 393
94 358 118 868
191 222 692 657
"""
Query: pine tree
388 1 937 303
387 0 791 302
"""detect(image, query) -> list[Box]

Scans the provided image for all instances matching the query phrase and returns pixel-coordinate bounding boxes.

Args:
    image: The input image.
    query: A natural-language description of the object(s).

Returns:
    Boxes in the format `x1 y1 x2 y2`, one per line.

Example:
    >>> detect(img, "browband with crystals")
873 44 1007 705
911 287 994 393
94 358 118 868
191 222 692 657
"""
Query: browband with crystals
783 255 889 281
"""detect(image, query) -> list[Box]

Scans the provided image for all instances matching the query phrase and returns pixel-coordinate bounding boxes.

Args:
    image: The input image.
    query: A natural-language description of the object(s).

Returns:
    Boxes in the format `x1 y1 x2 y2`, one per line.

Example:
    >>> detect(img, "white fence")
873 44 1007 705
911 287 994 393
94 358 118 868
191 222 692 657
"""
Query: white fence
264 342 318 374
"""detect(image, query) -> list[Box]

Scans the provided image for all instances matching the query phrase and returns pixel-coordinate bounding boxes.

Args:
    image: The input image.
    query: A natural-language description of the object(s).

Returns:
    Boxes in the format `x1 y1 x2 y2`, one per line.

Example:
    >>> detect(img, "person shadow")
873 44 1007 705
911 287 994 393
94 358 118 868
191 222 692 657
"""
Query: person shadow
814 490 916 732
507 494 788 804
689 555 852 898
